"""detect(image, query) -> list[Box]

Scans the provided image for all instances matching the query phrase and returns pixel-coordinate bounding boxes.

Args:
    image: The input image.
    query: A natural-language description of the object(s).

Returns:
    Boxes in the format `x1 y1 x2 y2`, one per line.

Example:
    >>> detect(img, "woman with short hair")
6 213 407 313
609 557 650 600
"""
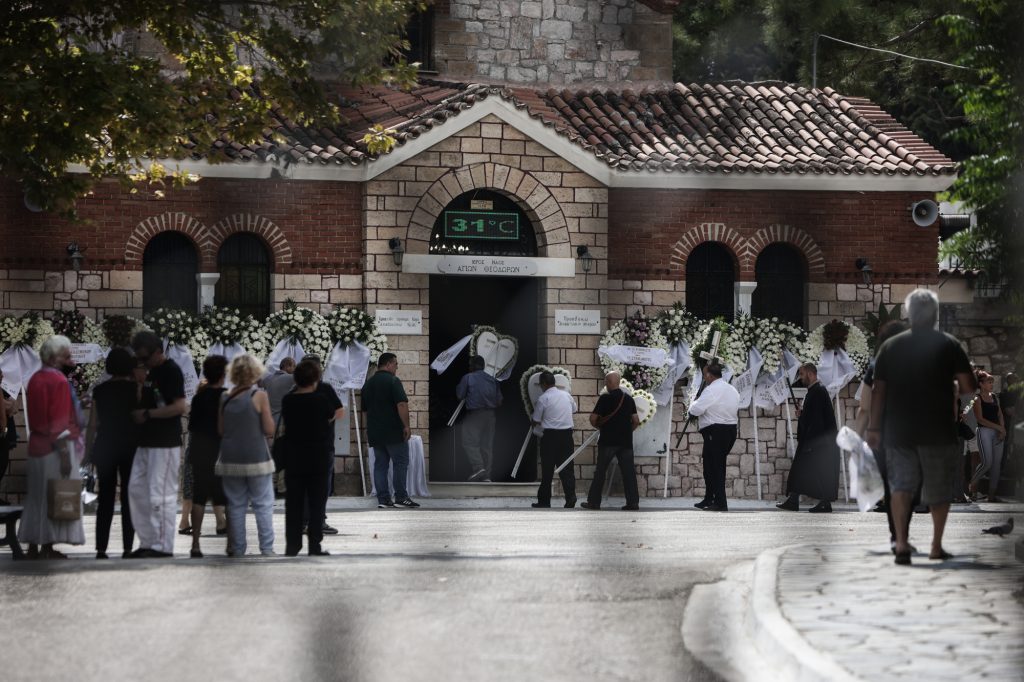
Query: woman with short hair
85 347 140 559
19 335 85 559
216 354 276 556
187 355 229 558
281 359 338 556
970 371 1006 502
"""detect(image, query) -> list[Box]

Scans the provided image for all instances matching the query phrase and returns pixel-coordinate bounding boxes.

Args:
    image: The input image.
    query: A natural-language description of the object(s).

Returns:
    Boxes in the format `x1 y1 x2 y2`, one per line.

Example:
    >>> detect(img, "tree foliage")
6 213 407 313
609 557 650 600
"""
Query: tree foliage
0 1 422 216
939 0 1024 286
673 0 1022 288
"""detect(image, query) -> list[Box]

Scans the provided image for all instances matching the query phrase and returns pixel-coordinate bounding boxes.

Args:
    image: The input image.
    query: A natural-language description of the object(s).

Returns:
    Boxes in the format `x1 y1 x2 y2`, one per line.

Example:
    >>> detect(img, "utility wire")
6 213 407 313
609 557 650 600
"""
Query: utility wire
813 33 973 88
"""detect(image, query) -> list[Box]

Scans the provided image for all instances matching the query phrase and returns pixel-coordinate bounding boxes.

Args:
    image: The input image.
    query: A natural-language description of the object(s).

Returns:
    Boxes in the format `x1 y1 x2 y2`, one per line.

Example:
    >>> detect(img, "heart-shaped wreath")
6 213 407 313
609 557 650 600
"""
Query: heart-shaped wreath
600 378 657 427
470 325 519 378
519 364 572 417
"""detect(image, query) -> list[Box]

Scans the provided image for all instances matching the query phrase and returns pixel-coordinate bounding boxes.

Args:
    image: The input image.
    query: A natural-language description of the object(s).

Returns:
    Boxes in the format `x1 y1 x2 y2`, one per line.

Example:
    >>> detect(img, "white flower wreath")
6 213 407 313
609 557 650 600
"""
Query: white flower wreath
264 303 332 360
144 308 211 367
0 313 55 353
599 311 671 391
199 307 269 361
655 302 703 347
801 320 871 376
324 306 388 363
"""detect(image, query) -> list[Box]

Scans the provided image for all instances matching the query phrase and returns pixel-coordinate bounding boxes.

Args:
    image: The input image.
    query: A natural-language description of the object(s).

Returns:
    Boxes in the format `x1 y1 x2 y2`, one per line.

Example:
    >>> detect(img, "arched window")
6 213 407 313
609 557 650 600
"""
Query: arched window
143 232 198 314
686 242 735 320
752 243 806 326
216 233 271 319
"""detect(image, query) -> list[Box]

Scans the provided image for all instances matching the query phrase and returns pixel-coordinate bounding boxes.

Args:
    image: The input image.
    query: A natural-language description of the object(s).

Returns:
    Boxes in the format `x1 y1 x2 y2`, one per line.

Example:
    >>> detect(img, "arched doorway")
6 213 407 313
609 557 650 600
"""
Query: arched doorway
686 241 736 320
143 232 198 313
752 243 807 326
428 190 541 483
216 233 272 319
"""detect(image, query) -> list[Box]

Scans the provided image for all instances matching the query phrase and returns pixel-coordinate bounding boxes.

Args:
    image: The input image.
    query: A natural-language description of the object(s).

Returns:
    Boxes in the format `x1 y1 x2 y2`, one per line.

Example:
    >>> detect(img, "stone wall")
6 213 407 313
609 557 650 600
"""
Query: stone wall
941 298 1023 378
434 0 673 85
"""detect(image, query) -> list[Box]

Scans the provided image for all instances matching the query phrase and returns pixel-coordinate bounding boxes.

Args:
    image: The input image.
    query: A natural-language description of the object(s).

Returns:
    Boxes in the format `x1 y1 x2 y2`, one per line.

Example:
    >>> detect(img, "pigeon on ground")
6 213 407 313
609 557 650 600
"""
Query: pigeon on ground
981 518 1014 537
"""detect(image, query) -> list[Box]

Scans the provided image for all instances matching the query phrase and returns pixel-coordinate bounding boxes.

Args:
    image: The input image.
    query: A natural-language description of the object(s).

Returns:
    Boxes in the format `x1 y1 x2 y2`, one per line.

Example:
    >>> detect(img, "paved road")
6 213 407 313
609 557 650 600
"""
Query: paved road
0 501 1017 682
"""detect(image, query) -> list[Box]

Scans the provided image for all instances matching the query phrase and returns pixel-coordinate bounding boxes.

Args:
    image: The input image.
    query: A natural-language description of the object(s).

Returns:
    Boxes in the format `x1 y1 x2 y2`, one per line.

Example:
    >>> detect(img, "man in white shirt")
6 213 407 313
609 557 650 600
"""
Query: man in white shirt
687 362 740 512
531 371 578 508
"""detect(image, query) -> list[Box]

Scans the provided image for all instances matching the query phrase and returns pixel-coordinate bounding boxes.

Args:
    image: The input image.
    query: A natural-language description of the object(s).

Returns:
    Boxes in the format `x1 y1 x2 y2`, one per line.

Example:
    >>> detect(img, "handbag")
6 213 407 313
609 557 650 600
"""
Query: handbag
48 477 82 521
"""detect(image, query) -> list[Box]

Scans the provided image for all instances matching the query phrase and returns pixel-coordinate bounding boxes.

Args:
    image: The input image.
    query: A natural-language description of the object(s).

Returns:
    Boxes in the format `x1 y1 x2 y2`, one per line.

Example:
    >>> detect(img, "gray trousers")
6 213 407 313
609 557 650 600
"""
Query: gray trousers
971 426 1004 493
462 409 496 475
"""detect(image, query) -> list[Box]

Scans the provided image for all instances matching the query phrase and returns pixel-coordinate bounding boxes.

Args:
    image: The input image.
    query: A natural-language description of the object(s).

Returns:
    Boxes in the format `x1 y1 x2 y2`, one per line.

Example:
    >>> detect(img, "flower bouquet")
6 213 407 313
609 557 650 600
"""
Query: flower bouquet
324 306 388 363
599 311 671 391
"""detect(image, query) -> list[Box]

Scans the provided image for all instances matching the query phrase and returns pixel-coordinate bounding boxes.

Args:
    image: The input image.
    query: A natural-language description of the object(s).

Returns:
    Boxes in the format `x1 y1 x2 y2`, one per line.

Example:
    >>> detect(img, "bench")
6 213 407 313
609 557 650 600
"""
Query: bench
0 506 24 559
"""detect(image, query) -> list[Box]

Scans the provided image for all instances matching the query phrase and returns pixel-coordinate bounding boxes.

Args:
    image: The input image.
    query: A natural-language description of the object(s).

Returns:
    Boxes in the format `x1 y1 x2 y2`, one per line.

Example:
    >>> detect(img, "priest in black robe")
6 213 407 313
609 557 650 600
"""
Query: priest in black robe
777 362 840 513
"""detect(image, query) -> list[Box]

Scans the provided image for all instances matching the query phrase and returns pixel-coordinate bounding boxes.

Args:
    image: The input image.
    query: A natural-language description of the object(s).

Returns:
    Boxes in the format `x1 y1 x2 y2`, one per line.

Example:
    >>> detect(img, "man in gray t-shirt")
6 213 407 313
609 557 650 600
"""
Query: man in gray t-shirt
263 357 295 496
868 289 974 566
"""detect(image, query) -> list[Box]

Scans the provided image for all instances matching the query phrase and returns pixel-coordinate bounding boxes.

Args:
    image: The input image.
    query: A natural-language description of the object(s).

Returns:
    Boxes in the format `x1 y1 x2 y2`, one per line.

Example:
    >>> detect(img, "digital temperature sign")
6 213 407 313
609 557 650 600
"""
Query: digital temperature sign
443 211 520 241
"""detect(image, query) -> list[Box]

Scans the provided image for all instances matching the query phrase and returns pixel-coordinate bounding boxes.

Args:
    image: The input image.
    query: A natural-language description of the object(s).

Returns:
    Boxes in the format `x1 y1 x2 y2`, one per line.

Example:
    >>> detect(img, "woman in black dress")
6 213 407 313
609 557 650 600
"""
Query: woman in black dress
85 348 140 559
188 355 229 558
281 360 340 556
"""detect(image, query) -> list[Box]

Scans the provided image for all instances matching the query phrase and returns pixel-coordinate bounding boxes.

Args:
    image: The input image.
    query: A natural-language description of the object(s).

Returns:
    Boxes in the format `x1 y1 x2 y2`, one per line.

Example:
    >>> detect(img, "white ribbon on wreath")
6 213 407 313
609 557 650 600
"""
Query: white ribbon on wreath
266 338 306 375
163 341 199 402
324 340 372 392
652 341 691 407
0 344 41 398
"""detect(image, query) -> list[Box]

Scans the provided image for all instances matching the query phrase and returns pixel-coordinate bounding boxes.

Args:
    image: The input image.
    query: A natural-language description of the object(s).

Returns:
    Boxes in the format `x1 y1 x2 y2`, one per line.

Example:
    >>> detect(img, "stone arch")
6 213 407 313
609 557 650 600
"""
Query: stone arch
125 212 207 262
206 214 292 266
406 163 572 258
749 224 825 276
669 223 746 276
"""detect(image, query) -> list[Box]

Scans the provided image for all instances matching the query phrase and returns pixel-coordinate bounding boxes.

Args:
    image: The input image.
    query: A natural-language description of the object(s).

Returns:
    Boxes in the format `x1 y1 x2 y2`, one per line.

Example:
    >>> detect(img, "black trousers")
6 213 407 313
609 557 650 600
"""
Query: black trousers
0 443 9 499
587 445 639 507
286 469 329 555
538 428 576 505
95 450 135 554
700 424 737 507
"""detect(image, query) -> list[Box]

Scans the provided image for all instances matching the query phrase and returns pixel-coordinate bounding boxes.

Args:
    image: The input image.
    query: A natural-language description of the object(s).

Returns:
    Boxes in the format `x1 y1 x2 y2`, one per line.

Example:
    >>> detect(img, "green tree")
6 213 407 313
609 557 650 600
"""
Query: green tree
940 0 1024 287
0 1 422 216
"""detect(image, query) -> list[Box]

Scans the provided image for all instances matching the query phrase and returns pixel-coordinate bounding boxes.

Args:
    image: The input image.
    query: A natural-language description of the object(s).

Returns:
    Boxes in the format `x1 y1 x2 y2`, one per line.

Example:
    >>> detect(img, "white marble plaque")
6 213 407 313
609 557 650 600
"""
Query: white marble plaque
437 255 538 276
555 309 601 334
374 309 422 335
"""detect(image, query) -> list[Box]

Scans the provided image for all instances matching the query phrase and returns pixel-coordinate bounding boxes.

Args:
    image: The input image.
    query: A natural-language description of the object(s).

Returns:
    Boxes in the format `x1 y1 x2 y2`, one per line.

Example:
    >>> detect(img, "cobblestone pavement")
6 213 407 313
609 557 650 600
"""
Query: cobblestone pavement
777 536 1024 681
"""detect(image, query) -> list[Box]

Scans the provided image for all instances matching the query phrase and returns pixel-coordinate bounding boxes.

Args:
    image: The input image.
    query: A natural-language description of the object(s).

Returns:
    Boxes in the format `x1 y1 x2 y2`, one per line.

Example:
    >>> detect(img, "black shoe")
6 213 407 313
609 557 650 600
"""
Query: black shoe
285 546 301 557
309 549 331 556
694 498 711 509
131 548 173 559
564 498 577 508
178 526 192 536
121 551 132 559
96 551 108 560
378 500 395 508
808 502 832 513
322 524 339 535
216 527 228 536
776 496 799 512
395 498 420 508
580 501 600 510
190 548 203 559
531 502 550 508
703 504 728 512
621 504 640 511
894 550 912 565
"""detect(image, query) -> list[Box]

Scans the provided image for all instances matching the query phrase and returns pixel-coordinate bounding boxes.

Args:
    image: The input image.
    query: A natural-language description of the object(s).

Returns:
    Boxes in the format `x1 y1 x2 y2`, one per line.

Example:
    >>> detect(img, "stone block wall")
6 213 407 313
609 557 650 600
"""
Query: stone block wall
434 0 673 85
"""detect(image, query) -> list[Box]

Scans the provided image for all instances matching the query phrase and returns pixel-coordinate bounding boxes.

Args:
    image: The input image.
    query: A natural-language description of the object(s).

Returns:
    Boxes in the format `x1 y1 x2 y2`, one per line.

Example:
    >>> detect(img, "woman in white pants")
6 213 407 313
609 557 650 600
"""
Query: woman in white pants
970 371 1006 502
216 355 276 556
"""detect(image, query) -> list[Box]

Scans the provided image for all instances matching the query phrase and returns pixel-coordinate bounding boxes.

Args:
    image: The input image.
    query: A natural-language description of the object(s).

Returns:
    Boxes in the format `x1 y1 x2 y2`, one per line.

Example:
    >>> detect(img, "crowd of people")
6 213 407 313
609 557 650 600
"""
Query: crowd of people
4 288 1020 563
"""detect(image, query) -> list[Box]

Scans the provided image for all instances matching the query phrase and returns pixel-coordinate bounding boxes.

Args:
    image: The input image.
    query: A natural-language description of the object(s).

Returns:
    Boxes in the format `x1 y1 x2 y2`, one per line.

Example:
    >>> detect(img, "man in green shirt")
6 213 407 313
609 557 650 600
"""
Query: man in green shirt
362 352 418 508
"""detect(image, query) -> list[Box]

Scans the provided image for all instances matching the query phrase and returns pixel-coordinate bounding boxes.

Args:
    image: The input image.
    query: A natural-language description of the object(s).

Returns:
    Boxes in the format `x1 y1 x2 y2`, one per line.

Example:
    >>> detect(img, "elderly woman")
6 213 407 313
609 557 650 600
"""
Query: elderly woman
216 354 276 557
970 371 1007 502
19 335 85 559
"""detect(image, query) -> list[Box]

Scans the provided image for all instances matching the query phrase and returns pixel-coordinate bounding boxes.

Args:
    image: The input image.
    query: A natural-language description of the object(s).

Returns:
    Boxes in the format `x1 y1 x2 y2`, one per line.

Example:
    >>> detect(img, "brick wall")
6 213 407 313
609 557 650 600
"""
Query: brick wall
0 178 363 275
434 0 672 85
608 188 942 284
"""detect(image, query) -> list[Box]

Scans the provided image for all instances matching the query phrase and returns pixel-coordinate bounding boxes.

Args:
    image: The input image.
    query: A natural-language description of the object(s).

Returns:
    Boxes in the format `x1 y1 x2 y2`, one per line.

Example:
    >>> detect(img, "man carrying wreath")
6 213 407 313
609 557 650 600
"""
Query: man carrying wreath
688 362 740 512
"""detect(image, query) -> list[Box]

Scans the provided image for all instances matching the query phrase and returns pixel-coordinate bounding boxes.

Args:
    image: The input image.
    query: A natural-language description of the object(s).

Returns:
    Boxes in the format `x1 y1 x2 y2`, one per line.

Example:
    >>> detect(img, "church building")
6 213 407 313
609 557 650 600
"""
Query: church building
0 0 961 499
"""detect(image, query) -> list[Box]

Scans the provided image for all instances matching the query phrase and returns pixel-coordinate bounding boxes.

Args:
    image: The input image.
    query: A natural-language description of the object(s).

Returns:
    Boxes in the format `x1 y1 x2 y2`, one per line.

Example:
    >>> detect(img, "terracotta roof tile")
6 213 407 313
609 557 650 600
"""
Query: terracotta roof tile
207 79 954 177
